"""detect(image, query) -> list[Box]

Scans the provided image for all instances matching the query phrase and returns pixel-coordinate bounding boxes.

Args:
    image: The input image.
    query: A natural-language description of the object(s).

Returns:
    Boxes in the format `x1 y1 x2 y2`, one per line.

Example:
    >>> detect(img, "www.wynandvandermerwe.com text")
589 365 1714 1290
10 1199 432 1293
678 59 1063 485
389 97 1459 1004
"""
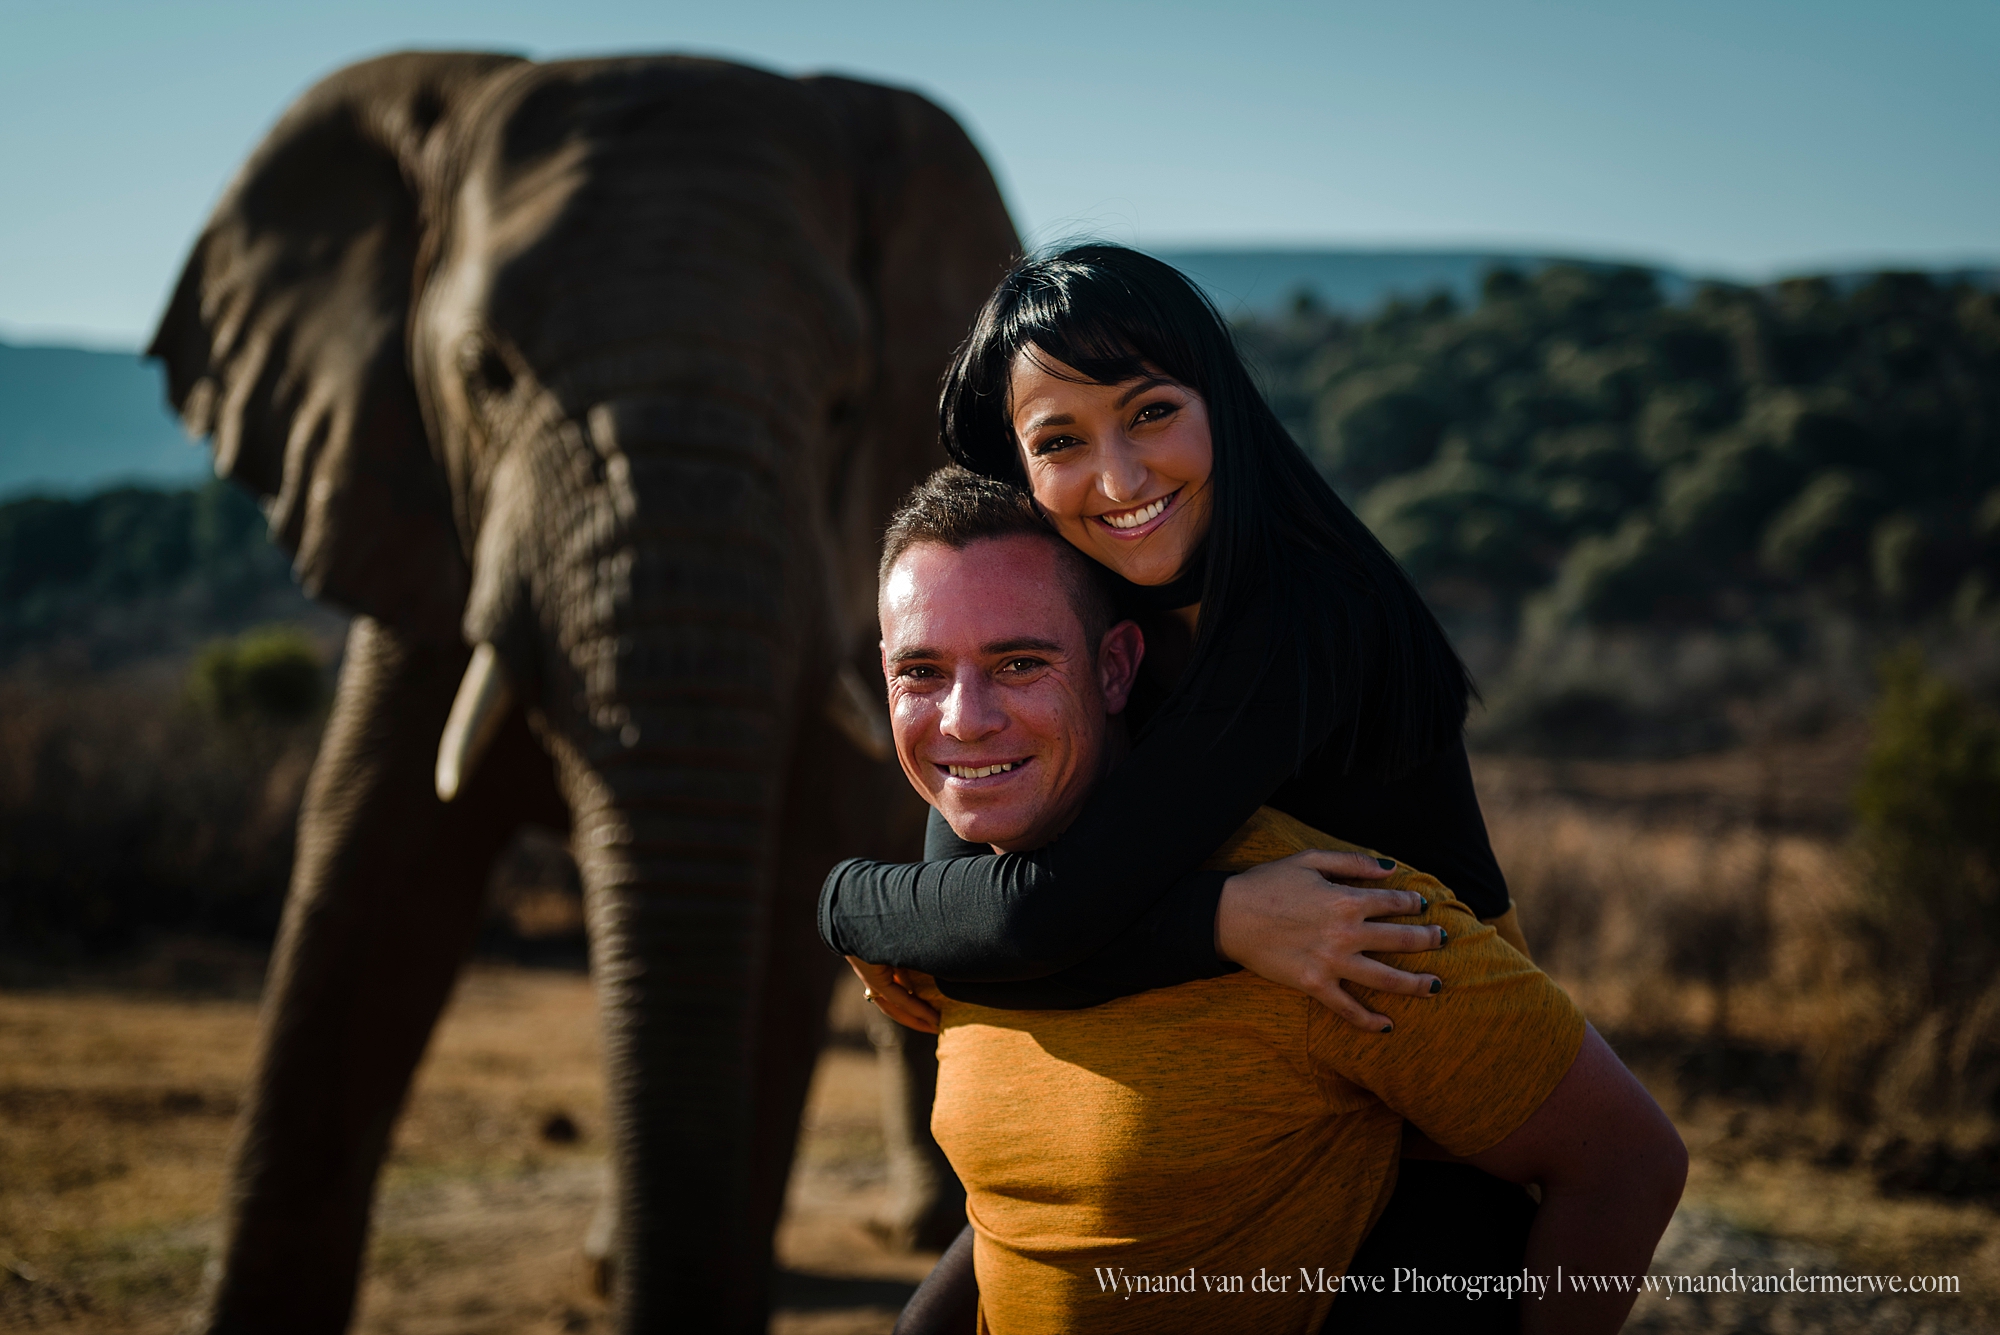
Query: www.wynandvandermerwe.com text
1090 1265 1962 1301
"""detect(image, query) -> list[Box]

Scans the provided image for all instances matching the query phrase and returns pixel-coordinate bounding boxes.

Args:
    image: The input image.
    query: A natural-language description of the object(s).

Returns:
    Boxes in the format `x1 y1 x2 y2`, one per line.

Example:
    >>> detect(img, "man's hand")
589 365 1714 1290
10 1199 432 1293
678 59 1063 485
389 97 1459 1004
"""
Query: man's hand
1216 850 1444 1033
844 956 940 1035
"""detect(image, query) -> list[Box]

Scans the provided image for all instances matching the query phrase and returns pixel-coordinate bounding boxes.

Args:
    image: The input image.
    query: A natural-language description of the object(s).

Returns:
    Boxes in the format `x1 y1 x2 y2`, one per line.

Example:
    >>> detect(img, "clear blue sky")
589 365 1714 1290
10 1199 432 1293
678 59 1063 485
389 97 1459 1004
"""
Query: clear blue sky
4 0 1995 348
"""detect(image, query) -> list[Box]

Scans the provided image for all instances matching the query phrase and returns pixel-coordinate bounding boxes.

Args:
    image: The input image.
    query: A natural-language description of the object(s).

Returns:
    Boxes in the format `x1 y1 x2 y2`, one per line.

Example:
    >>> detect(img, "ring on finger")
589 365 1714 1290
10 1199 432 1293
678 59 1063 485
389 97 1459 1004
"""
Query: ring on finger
863 987 878 1003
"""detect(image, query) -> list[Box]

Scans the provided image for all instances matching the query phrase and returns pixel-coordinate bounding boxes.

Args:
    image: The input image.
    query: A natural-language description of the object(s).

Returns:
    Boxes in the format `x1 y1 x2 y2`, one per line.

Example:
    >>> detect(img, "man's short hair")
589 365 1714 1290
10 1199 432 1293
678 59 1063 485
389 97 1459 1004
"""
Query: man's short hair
879 466 1119 643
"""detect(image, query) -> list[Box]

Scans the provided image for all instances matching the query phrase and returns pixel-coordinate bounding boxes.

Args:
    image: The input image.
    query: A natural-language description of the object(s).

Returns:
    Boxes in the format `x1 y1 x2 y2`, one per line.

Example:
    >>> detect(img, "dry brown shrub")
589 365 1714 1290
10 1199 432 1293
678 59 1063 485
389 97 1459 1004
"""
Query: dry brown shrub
0 670 319 957
1479 737 2000 1158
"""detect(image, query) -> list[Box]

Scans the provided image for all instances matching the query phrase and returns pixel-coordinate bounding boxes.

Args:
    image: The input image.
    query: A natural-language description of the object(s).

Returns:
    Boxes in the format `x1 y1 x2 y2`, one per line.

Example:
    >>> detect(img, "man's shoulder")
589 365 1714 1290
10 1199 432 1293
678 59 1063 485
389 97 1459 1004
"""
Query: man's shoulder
1202 806 1461 916
1202 806 1365 872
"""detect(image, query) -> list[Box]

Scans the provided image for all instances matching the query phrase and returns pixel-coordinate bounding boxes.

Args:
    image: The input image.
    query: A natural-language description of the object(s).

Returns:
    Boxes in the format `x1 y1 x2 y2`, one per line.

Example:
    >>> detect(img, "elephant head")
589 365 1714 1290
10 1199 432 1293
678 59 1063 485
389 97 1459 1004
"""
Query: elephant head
150 51 1016 1332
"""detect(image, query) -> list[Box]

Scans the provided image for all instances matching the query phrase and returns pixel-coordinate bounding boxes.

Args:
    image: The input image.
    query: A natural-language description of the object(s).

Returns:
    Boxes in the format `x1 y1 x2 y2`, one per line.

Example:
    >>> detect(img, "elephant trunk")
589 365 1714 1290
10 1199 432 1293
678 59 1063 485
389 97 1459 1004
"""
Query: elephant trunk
565 632 796 1332
496 390 811 1330
577 771 779 1327
579 614 813 1325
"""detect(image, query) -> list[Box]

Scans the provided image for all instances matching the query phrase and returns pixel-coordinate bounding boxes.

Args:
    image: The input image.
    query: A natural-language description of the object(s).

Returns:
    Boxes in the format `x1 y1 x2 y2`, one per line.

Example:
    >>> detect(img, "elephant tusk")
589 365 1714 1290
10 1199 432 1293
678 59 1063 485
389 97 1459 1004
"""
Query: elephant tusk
436 643 515 802
825 662 894 762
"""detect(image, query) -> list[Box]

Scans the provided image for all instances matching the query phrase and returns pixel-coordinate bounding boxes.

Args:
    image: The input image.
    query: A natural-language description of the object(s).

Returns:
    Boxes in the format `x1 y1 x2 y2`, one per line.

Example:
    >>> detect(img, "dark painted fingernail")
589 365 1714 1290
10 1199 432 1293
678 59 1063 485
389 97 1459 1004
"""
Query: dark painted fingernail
1438 928 1449 946
1429 977 1442 994
1380 1022 1394 1034
1418 895 1430 912
1377 858 1396 870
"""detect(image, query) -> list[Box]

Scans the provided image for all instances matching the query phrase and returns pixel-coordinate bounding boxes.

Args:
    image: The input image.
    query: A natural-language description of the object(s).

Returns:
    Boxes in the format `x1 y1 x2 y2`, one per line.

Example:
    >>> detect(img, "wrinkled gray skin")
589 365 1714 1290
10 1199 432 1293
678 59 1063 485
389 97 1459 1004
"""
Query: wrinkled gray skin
149 51 1016 1333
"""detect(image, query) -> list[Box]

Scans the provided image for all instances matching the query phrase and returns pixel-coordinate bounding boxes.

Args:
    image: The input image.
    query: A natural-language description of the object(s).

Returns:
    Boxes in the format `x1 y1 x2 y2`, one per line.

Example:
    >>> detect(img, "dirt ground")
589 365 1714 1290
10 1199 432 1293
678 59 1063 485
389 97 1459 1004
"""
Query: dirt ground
0 961 933 1334
2 955 1995 1333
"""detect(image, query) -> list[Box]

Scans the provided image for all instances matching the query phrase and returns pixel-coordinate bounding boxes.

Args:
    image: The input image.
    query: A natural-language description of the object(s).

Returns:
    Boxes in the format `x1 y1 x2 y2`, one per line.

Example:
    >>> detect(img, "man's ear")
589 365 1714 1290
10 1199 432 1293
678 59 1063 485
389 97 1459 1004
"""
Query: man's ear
1098 620 1146 714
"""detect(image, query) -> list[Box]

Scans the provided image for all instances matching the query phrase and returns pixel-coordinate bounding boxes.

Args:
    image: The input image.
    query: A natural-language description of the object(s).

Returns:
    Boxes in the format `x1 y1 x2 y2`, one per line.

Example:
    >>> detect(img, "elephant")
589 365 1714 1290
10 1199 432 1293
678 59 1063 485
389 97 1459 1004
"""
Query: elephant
147 50 1018 1332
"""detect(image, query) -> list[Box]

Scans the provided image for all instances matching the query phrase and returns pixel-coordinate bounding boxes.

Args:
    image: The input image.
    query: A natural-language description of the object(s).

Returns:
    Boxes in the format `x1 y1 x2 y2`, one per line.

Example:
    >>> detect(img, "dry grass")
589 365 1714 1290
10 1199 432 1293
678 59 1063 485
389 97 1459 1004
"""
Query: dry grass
1490 799 1866 1043
1479 739 1904 1071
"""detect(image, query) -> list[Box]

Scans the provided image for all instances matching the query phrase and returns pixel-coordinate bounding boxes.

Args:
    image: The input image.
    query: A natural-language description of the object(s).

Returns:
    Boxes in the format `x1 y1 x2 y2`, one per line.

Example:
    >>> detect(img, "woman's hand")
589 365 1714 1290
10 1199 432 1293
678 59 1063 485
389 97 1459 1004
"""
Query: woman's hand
1216 850 1445 1033
845 955 940 1035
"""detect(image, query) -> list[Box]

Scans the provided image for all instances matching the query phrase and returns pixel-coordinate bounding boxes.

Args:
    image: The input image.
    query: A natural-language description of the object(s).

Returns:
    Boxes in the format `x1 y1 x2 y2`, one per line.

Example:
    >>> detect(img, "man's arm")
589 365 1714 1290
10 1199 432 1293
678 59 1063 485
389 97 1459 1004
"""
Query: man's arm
1465 1025 1687 1335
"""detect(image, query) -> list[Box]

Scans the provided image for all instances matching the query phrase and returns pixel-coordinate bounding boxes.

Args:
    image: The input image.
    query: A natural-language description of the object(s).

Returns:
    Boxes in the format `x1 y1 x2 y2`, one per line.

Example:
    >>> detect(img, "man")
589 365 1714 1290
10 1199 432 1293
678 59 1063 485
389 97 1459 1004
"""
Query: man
836 468 1686 1334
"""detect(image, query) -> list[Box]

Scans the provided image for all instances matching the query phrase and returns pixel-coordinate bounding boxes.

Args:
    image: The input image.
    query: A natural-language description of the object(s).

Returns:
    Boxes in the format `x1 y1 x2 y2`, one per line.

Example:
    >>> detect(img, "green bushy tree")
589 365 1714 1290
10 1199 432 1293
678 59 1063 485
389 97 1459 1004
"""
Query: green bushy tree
0 478 301 666
190 627 325 726
1852 647 2000 1008
1238 267 2000 634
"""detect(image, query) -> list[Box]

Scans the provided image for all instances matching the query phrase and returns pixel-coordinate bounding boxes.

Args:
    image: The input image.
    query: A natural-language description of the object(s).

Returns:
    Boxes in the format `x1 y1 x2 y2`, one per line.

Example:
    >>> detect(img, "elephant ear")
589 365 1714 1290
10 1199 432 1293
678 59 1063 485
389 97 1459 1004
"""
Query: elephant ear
803 77 1021 623
147 51 522 641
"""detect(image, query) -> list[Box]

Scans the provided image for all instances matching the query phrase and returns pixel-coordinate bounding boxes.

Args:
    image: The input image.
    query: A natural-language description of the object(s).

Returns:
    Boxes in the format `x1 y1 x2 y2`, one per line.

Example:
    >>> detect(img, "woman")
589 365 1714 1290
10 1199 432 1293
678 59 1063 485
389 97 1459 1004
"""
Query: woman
821 245 1536 1331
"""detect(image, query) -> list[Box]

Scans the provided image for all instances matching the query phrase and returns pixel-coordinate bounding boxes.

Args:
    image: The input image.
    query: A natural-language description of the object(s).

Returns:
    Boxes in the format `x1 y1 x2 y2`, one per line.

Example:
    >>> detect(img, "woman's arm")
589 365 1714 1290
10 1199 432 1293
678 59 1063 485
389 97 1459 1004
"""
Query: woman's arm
931 740 1507 1011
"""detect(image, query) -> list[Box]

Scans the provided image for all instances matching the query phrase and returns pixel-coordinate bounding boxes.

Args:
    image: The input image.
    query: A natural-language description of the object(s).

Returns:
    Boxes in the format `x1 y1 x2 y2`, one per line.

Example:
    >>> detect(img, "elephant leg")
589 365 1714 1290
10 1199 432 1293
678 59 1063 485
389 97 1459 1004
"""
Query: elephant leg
200 616 563 1335
867 1014 966 1251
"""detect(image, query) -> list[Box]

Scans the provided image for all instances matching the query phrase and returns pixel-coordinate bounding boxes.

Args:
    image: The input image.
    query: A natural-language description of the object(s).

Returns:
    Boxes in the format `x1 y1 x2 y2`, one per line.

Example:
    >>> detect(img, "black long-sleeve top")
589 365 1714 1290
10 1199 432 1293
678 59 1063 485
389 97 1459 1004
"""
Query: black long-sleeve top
819 596 1508 1009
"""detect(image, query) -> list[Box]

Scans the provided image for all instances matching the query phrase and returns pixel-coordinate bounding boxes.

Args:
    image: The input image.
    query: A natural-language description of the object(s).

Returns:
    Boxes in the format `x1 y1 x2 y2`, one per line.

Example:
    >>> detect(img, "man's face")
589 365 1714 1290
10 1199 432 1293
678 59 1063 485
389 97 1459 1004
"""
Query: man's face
879 534 1143 852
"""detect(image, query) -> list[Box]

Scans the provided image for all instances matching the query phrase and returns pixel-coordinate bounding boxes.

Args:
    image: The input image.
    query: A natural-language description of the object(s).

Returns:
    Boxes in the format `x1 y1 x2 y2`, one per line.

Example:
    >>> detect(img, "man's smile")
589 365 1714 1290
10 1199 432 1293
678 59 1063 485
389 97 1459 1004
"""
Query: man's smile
939 758 1032 783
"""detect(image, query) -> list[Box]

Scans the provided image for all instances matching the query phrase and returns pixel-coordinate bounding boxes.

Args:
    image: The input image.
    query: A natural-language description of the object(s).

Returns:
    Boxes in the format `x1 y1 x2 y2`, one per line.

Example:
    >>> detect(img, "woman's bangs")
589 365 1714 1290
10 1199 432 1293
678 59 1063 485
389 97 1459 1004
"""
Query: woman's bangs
999 269 1174 390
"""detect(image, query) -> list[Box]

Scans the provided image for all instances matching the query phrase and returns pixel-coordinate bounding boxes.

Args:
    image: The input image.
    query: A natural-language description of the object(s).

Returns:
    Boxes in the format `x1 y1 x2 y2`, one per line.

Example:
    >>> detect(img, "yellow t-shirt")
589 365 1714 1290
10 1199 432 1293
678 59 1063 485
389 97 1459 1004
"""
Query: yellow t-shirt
920 807 1584 1335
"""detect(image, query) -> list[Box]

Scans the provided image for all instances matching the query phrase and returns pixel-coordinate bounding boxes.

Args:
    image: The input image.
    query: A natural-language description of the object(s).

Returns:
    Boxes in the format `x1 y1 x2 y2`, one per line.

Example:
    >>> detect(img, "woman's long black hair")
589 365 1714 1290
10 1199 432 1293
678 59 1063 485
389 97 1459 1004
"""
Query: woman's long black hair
939 243 1472 778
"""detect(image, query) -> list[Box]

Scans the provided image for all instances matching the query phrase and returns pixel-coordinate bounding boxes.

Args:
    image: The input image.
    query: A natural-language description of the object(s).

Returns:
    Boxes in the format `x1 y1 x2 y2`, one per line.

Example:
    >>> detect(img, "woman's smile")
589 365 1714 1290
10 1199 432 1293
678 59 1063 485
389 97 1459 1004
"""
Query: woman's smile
1094 488 1180 535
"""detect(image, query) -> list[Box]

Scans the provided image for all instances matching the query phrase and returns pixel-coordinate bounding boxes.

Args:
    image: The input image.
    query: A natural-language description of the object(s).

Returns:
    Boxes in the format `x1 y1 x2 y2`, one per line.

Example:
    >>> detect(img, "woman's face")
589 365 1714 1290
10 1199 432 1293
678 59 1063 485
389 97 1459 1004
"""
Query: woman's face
1008 347 1214 587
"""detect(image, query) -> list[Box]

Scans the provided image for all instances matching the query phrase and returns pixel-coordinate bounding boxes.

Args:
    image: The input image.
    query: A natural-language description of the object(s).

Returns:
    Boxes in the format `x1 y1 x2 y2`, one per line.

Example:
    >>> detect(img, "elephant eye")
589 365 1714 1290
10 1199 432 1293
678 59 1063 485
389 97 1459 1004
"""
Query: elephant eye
474 349 516 395
457 335 516 396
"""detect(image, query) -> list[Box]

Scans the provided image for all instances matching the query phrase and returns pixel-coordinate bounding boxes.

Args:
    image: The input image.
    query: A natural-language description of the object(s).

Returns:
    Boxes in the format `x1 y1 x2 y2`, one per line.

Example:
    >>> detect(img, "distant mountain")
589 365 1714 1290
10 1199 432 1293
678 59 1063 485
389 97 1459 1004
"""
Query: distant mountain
0 341 207 501
1150 249 2000 320
1815 265 2000 297
1151 248 1696 317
